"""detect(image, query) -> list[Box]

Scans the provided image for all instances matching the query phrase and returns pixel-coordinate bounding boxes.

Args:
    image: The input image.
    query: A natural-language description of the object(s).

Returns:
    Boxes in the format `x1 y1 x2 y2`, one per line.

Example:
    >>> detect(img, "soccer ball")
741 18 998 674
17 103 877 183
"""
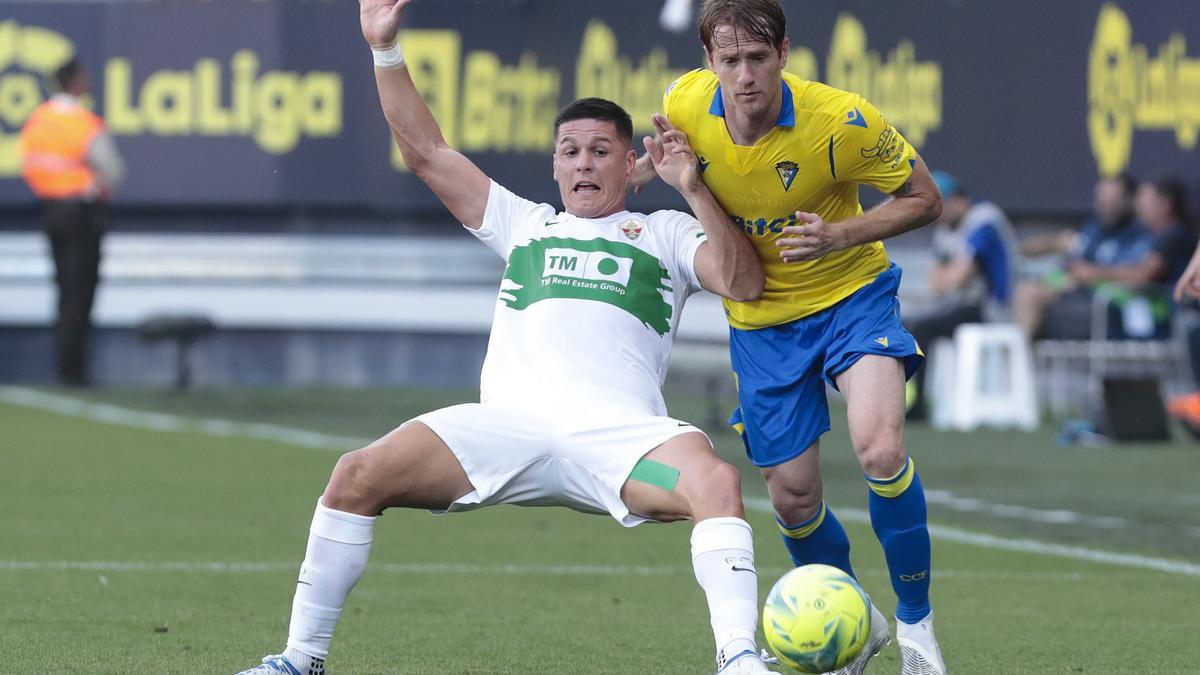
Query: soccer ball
762 564 872 673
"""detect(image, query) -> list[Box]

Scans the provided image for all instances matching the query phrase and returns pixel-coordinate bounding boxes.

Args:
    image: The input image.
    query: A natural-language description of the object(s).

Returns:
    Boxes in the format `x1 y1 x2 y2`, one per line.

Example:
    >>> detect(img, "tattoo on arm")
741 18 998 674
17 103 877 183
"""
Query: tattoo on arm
892 180 915 197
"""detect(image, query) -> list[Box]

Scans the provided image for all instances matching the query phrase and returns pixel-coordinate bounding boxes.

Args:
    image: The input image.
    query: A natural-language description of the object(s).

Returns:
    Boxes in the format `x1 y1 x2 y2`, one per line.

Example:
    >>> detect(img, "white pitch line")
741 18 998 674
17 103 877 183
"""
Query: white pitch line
0 560 681 576
4 386 1199 577
0 386 367 451
0 560 1093 581
742 497 1200 577
923 489 1128 530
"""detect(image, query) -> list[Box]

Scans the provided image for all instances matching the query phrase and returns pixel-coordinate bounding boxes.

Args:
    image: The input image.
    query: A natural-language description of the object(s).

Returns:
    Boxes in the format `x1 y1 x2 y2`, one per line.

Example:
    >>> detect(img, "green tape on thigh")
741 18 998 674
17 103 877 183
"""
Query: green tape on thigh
629 458 680 492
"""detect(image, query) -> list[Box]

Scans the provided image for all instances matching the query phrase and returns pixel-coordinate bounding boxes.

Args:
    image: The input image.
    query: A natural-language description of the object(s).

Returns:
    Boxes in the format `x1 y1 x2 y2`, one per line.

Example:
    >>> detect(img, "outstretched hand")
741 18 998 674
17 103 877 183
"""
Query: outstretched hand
642 113 700 196
360 0 411 47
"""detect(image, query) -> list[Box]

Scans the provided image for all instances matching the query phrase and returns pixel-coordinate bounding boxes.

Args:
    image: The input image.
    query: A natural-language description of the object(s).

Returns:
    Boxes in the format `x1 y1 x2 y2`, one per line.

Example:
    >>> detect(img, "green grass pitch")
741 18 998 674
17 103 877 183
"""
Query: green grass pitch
2 386 1198 673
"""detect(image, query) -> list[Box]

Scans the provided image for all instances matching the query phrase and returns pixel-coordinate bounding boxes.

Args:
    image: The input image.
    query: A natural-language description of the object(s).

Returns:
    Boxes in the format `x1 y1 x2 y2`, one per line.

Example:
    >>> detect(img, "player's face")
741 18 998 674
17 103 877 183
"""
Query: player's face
706 25 789 120
553 119 636 219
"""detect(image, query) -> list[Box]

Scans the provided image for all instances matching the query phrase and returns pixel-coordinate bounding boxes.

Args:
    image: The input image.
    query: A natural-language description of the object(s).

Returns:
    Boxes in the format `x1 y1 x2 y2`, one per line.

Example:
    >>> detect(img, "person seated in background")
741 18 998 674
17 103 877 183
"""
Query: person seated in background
1065 176 1194 289
905 171 1019 421
1014 174 1154 339
1053 176 1196 340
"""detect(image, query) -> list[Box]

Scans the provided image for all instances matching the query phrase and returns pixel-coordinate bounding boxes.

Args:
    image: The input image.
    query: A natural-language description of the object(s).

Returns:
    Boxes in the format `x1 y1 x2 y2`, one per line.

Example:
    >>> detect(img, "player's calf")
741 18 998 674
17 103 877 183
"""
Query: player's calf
241 421 474 674
693 515 762 673
620 433 770 673
866 458 933 625
760 450 857 576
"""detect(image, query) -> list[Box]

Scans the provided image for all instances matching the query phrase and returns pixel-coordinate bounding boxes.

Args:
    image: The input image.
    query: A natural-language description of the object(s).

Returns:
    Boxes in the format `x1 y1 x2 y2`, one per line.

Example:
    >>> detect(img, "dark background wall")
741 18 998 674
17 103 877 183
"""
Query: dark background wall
0 1 1196 225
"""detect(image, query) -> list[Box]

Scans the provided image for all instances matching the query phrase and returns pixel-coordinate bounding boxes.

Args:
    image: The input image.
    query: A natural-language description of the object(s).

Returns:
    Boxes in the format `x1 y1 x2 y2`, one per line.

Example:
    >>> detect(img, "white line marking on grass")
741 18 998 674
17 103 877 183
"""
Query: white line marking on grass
0 561 1091 581
0 561 681 575
930 569 1085 581
924 489 1129 529
744 498 1200 577
5 386 1198 578
0 386 367 451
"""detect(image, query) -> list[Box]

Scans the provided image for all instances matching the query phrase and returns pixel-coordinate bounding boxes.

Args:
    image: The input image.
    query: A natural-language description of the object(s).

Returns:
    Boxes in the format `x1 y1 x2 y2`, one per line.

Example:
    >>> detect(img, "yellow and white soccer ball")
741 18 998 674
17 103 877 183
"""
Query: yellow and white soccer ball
762 564 872 673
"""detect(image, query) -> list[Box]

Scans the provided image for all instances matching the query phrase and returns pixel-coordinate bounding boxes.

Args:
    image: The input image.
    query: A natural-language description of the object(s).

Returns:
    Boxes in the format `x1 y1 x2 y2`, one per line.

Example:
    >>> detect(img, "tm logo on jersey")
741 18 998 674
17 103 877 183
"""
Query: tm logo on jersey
500 237 674 336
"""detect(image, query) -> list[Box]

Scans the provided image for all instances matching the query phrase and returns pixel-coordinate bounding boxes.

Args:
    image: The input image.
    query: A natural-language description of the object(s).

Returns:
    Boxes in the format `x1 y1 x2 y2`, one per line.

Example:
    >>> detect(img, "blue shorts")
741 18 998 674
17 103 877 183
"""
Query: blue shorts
729 264 924 467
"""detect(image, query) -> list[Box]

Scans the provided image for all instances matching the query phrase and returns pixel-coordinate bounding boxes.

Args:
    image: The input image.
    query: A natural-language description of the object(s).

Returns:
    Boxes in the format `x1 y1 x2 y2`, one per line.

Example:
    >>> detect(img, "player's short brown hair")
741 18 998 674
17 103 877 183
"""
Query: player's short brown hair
698 0 787 52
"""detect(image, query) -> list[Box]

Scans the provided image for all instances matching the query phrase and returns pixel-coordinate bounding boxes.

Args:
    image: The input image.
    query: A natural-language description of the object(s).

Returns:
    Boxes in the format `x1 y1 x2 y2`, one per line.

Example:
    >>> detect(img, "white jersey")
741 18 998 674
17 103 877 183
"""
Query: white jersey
467 181 708 419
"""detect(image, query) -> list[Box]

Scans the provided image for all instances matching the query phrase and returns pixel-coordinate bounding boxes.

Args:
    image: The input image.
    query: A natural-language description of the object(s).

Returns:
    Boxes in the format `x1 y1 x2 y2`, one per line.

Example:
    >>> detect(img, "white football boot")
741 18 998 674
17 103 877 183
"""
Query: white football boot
716 649 781 674
825 601 890 675
897 612 947 675
234 655 304 675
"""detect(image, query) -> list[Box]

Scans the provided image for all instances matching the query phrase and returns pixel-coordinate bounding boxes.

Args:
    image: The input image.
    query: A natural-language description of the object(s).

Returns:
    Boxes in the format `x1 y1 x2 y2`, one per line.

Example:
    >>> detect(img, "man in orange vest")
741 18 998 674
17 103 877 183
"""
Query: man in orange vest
19 57 124 386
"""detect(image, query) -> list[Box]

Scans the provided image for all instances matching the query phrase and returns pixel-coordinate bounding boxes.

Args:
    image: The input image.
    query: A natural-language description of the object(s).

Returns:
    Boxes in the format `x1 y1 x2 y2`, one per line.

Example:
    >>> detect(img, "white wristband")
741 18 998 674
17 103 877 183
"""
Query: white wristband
372 41 404 70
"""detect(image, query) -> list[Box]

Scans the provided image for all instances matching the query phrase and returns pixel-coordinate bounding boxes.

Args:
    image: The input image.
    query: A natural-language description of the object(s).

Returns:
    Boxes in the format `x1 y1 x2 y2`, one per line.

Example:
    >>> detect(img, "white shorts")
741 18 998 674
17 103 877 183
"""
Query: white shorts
414 403 707 527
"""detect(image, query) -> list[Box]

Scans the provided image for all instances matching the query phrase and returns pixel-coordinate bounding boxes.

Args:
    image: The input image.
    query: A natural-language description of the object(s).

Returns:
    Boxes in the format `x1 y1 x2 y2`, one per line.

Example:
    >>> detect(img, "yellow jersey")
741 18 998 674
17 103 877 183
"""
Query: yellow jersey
663 69 917 329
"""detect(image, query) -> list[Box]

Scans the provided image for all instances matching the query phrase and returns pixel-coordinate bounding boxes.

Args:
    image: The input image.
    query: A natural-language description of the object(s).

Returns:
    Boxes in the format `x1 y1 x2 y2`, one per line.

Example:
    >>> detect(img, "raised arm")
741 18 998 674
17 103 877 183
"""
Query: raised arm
644 114 763 301
361 0 490 229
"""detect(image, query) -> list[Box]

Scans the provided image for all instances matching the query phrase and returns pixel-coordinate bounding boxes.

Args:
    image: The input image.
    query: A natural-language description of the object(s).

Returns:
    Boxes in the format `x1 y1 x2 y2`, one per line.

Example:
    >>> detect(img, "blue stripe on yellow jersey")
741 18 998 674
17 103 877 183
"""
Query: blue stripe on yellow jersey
663 69 917 329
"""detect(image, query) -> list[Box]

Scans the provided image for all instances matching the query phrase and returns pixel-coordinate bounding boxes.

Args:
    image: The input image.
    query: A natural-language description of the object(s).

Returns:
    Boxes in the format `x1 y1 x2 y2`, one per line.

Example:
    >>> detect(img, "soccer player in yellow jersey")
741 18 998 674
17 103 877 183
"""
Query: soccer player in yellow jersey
637 1 947 673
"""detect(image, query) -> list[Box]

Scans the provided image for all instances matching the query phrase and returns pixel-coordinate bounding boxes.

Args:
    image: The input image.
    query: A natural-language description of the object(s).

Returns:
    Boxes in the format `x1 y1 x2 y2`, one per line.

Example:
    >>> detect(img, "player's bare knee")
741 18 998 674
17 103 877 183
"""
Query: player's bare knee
706 461 743 508
322 449 380 515
767 478 821 523
681 460 743 519
857 444 906 480
769 492 821 523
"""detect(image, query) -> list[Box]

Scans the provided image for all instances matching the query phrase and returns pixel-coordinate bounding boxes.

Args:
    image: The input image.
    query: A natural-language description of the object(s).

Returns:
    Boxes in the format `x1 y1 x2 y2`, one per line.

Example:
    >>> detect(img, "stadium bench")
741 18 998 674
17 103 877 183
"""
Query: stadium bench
137 314 216 390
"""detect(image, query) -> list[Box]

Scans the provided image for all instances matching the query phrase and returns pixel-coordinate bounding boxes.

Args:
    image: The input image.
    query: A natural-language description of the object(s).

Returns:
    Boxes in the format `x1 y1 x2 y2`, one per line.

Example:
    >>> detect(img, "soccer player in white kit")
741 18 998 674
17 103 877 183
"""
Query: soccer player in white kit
236 1 777 674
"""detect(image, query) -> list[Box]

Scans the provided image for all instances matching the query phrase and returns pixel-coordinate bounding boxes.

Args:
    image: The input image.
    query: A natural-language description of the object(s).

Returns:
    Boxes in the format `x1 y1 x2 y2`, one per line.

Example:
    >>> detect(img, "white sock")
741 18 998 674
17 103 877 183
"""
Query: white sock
691 517 759 668
284 498 376 671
